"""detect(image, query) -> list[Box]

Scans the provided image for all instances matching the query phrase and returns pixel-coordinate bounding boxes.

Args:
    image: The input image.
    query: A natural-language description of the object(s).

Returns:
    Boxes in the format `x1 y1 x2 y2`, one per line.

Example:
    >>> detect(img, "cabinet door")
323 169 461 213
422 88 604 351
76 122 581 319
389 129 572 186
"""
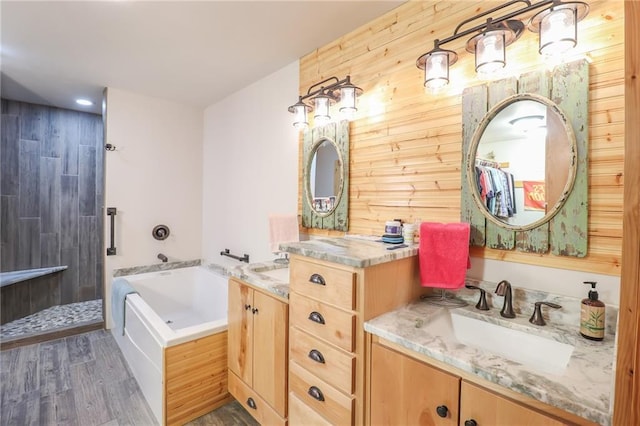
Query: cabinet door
370 342 460 426
460 381 566 426
253 290 288 417
228 279 253 384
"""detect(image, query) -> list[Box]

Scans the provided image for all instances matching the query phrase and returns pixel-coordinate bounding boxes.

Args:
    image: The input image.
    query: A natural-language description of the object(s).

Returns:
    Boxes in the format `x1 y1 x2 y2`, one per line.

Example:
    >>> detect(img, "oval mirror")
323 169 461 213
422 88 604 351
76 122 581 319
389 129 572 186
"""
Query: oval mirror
305 137 344 216
467 93 577 231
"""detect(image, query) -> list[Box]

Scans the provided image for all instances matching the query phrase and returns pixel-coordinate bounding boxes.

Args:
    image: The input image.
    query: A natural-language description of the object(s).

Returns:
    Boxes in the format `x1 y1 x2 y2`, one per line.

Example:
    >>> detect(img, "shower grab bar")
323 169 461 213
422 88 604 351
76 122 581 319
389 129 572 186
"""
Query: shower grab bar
107 207 117 256
220 249 250 263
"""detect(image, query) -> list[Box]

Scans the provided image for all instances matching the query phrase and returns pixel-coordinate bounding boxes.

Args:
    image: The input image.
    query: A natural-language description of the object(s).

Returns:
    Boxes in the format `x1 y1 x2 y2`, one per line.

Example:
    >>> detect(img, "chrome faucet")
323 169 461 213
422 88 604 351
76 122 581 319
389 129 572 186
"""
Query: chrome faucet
157 253 168 263
495 280 515 318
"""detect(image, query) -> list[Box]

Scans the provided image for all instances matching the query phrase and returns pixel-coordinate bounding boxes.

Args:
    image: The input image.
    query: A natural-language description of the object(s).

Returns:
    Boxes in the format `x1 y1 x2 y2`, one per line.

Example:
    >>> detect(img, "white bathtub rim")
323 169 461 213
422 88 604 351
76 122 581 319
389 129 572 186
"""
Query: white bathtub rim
120 266 229 348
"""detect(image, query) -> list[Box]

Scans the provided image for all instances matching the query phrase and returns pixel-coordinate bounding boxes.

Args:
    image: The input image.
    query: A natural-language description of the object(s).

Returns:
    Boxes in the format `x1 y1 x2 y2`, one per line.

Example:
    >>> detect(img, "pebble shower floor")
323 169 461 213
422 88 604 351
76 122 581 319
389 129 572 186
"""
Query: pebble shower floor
0 299 102 340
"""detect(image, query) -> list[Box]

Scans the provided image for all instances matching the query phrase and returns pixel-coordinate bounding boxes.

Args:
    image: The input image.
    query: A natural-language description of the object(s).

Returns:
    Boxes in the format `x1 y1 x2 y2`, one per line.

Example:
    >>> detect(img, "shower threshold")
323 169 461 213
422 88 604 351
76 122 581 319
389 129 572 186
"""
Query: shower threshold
0 300 103 349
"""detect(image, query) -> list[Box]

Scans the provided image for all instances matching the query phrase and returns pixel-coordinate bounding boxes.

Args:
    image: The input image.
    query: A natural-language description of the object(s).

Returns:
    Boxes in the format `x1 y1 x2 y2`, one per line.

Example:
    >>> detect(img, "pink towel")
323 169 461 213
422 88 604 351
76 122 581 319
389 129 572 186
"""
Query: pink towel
268 215 299 253
419 222 471 289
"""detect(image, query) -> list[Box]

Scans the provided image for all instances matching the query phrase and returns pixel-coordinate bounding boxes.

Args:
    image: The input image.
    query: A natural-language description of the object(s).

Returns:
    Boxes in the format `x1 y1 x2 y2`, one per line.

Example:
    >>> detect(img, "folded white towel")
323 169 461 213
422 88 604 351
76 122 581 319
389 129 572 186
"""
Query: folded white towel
268 214 299 253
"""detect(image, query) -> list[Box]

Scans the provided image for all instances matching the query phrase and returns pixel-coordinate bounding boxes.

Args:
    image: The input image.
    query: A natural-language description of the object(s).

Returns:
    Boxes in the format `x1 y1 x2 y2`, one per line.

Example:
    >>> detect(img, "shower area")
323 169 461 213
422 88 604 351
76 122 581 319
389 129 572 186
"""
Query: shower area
0 99 104 345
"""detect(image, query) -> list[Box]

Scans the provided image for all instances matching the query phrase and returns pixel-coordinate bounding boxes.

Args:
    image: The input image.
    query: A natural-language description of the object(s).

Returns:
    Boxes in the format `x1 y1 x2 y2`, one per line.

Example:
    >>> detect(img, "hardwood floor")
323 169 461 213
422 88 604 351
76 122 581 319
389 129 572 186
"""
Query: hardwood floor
0 329 258 426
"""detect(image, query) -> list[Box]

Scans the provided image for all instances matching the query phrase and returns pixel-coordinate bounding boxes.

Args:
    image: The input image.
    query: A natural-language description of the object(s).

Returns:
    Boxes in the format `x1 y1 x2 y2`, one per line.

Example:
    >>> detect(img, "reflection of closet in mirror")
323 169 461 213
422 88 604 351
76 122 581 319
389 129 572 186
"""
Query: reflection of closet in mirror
475 100 546 227
469 94 576 231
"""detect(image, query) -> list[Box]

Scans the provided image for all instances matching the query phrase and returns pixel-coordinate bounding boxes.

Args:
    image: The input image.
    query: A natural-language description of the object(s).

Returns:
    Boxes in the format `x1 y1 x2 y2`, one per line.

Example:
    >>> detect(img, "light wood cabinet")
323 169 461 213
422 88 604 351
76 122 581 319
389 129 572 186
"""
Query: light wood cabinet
370 341 459 426
288 254 425 426
369 339 590 426
460 381 565 426
228 278 288 424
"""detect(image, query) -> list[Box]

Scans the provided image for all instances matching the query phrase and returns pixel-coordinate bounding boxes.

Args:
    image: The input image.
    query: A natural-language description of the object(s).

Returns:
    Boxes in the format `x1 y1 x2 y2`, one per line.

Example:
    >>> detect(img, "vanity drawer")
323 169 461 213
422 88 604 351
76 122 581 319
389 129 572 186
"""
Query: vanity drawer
291 258 356 310
289 361 354 426
290 327 356 394
289 392 333 426
228 371 286 426
290 293 355 352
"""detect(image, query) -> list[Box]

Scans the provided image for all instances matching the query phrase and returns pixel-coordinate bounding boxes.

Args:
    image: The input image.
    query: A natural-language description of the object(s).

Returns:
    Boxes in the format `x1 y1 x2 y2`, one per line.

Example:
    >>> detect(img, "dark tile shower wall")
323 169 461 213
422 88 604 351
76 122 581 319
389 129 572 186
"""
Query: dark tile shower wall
0 99 104 325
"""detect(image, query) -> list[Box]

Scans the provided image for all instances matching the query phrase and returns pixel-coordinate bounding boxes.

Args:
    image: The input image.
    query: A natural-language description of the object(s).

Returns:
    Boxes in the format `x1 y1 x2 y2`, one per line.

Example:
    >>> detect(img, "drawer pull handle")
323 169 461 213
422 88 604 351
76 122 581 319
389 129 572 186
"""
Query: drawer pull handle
436 405 449 418
252 307 259 314
308 311 325 325
309 273 326 285
308 349 326 364
247 397 257 410
308 386 325 402
244 304 251 310
464 420 477 426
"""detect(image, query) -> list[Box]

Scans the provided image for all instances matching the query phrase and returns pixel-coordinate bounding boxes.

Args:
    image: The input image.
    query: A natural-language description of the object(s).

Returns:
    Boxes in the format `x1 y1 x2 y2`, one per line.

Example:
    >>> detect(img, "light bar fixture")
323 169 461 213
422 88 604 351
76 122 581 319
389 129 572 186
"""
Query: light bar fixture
416 0 589 91
288 75 362 130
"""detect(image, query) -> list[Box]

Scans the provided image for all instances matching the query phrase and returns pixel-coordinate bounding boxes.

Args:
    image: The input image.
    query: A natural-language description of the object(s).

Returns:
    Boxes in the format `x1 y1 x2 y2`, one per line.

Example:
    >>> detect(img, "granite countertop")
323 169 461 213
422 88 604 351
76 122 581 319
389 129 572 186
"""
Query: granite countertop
206 259 290 300
364 290 616 425
280 235 418 268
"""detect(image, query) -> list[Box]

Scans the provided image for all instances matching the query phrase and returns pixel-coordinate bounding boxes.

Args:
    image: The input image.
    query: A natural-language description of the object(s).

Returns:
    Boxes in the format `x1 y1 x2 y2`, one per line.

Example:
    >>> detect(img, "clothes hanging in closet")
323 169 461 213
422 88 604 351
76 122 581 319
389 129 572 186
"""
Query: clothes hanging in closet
474 165 516 218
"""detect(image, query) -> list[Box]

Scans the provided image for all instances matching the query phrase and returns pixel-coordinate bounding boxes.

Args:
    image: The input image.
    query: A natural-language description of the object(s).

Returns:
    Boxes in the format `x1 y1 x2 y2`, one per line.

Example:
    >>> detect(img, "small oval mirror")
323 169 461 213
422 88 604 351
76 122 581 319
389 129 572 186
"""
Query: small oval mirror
467 93 577 231
305 137 344 216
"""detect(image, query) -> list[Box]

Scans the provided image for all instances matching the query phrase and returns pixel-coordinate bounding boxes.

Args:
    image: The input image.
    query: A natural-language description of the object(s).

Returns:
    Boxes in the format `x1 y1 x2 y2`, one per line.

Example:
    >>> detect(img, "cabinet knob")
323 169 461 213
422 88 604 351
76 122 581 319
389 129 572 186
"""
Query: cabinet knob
464 420 478 426
309 273 326 286
308 349 326 364
244 304 251 310
252 307 259 314
308 386 325 402
308 311 325 325
247 397 257 410
436 405 449 418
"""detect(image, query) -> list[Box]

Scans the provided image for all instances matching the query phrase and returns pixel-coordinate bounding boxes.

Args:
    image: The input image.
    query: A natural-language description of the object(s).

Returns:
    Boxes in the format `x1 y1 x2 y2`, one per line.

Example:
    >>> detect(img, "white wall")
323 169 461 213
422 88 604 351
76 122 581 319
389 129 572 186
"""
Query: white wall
103 88 203 327
201 61 300 264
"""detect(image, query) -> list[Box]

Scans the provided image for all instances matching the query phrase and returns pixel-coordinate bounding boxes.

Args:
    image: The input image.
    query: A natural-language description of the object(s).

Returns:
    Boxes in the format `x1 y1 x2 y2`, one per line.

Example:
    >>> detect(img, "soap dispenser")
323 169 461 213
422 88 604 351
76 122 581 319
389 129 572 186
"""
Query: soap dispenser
580 281 605 341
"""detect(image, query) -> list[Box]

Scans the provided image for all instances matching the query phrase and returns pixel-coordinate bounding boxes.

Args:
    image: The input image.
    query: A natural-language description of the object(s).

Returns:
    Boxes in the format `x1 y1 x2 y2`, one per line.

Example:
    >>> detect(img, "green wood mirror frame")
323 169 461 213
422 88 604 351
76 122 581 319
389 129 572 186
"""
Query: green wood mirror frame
461 59 589 257
302 121 350 231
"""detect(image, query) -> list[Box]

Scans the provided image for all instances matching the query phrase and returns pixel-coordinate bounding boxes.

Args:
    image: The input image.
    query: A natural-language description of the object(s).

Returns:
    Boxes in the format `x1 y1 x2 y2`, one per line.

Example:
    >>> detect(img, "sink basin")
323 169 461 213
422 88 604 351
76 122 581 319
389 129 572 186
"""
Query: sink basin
450 312 574 375
247 264 290 282
259 267 290 282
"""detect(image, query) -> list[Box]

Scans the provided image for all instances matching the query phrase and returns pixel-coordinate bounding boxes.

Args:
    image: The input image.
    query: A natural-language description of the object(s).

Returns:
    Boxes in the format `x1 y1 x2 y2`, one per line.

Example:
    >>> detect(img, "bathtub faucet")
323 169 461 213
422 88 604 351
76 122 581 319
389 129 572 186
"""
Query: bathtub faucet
157 253 168 263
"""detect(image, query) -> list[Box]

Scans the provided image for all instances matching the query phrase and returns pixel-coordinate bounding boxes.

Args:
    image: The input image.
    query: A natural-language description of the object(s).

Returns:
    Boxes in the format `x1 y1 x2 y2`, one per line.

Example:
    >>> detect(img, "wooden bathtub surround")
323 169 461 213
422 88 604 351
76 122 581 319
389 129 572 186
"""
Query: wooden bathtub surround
163 331 232 426
368 336 599 426
288 254 428 425
228 277 288 425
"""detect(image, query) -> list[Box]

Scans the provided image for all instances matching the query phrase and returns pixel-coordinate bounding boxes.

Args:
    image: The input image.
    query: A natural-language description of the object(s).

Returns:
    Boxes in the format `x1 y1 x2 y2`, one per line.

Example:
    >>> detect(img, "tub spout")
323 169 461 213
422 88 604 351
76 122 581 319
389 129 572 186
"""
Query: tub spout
157 253 168 263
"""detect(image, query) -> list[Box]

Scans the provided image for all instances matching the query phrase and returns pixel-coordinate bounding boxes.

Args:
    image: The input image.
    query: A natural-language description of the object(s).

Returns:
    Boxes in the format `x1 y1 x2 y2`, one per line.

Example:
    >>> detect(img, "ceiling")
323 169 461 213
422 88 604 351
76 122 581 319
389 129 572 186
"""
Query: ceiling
0 1 404 115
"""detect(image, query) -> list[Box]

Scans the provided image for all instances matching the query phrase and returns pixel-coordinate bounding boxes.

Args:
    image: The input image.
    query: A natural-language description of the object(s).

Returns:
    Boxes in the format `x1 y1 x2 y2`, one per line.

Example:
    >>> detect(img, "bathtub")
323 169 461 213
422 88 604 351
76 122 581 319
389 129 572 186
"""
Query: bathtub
111 266 231 425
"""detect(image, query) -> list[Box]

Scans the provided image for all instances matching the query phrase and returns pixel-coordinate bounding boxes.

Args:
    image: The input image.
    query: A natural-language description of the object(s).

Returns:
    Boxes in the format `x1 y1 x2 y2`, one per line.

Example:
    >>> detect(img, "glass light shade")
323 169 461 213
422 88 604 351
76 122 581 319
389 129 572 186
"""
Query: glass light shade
475 31 506 75
339 86 357 119
424 51 450 90
314 94 331 126
539 8 577 56
288 100 310 129
292 104 309 130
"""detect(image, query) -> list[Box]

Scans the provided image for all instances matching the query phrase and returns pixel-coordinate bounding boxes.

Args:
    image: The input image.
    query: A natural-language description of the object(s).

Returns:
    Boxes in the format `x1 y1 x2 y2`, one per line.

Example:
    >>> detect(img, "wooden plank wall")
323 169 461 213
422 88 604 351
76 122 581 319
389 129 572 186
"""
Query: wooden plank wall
297 0 624 276
613 1 640 423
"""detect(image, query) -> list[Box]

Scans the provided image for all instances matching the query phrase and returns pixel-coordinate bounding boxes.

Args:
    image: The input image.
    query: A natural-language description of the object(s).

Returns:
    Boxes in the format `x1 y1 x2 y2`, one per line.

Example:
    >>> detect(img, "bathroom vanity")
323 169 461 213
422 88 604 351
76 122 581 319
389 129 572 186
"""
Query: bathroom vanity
282 237 426 426
226 266 290 425
365 294 615 426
